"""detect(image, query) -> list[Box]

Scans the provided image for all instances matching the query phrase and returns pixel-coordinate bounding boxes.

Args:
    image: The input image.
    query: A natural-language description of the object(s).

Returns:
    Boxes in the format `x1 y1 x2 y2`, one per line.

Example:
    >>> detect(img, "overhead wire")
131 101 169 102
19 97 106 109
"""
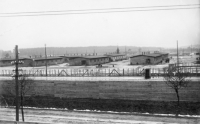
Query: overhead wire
0 4 199 17
1 4 199 15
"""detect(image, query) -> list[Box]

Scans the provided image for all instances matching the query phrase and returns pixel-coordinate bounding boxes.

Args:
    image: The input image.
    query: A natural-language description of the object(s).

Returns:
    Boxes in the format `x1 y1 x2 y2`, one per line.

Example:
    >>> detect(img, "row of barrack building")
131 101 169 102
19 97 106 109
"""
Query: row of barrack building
0 51 169 67
0 54 127 67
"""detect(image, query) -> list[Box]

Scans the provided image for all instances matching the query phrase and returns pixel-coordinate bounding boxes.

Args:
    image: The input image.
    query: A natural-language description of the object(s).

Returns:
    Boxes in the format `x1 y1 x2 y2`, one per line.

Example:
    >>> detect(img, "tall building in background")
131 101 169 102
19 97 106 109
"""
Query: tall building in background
116 47 120 54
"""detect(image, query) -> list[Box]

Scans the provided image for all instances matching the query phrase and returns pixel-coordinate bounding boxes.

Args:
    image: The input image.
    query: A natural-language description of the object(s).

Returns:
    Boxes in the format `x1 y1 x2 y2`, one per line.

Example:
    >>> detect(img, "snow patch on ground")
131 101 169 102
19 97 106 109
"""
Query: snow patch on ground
4 106 200 118
73 109 200 118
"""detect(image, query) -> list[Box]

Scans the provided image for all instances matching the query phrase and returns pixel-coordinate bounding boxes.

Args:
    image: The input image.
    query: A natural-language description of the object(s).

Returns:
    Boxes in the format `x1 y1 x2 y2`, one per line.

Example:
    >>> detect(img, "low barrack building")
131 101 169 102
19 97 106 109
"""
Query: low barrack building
64 56 86 66
0 58 33 67
67 56 109 66
105 54 126 62
83 56 110 66
130 52 169 65
33 57 64 67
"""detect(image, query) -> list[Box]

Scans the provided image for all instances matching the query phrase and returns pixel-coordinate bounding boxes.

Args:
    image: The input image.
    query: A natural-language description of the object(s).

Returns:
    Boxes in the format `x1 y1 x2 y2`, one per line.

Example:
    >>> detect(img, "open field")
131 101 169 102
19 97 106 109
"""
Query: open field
0 108 199 124
0 56 199 124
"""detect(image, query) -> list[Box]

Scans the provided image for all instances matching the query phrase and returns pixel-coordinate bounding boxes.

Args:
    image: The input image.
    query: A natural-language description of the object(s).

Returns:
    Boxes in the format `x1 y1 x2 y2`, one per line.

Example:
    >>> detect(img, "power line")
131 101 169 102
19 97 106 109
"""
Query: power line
1 4 199 15
0 4 199 17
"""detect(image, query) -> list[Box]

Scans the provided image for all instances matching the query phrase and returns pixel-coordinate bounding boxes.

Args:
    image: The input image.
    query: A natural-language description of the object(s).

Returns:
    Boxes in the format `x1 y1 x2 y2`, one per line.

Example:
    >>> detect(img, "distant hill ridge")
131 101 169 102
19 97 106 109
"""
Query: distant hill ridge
18 46 166 57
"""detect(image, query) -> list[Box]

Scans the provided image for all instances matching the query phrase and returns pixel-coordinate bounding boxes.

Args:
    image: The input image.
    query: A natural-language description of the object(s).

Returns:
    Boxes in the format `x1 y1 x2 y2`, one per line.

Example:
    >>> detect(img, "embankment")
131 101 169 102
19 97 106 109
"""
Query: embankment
0 79 200 114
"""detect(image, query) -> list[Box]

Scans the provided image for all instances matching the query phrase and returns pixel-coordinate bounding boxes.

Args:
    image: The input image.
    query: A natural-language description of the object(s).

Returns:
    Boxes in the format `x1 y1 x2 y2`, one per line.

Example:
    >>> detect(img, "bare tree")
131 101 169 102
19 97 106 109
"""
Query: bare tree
2 75 35 122
163 66 191 117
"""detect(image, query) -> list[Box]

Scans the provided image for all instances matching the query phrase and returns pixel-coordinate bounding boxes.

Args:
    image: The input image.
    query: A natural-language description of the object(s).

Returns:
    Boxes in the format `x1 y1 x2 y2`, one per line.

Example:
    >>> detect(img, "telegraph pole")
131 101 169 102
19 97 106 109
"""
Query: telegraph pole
45 44 47 76
177 41 179 72
15 45 19 121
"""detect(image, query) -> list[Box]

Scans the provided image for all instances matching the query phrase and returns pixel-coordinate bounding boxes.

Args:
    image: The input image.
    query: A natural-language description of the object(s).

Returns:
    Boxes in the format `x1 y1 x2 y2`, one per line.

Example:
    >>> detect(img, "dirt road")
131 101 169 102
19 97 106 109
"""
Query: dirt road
0 108 199 124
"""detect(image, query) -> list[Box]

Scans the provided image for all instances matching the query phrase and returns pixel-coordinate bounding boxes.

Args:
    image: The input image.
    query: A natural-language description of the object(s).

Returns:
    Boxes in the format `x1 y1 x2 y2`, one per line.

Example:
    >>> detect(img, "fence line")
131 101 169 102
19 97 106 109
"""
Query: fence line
1 65 200 77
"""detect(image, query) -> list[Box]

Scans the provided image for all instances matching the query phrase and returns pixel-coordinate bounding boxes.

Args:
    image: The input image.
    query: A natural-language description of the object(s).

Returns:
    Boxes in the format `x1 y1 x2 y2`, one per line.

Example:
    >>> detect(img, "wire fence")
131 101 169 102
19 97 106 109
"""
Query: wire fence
0 64 200 77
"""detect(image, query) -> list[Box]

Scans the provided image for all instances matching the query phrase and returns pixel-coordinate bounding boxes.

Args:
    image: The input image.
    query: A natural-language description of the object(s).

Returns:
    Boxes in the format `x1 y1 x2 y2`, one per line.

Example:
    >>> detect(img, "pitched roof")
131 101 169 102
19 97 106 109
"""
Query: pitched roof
130 52 168 58
0 58 32 61
83 56 109 59
33 57 63 61
105 54 125 57
59 56 84 59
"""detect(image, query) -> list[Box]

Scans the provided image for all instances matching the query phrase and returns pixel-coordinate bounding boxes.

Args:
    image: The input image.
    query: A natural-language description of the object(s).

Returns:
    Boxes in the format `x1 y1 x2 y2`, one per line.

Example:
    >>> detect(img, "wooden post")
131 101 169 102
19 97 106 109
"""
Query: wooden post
15 45 19 121
128 68 129 76
196 67 197 76
45 44 47 77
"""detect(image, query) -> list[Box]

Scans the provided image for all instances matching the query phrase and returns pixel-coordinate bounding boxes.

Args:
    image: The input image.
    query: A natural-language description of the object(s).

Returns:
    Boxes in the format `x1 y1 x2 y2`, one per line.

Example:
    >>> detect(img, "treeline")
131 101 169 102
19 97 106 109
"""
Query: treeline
0 45 198 59
17 46 166 57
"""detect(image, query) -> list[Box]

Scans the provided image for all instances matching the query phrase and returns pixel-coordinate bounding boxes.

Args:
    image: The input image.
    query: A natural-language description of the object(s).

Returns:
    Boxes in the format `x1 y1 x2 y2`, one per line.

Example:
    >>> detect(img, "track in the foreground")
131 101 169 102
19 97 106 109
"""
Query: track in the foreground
0 76 200 81
0 108 199 124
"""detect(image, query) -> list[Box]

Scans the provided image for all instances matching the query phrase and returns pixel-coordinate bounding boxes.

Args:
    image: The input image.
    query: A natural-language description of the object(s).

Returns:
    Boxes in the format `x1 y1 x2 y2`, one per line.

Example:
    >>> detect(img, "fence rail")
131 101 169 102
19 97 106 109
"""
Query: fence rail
1 65 200 77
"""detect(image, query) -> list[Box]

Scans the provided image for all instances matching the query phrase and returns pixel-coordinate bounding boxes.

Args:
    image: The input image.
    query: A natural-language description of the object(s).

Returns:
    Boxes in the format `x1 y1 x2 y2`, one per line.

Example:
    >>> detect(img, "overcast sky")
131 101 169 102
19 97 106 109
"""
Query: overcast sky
0 0 199 51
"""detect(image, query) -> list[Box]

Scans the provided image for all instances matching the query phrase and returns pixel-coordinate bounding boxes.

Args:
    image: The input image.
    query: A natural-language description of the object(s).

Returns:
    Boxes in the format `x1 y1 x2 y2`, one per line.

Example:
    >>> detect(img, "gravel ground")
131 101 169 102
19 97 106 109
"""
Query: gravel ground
0 108 199 124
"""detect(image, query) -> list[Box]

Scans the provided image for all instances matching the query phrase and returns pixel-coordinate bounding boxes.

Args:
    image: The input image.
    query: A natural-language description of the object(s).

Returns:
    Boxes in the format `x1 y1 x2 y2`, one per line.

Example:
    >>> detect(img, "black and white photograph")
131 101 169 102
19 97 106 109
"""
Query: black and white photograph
0 0 200 123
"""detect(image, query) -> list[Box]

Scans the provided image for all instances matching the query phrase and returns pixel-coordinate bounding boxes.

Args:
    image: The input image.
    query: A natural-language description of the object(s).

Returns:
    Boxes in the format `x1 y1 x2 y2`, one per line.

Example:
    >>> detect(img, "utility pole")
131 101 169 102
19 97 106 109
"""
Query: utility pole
45 44 47 77
177 41 179 72
15 45 19 121
199 45 200 58
93 49 95 56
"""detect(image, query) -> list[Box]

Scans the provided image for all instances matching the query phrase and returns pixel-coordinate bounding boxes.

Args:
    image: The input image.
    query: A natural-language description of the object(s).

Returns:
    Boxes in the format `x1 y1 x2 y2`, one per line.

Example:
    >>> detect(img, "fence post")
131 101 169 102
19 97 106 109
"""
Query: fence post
77 69 79 76
196 67 198 76
136 68 138 75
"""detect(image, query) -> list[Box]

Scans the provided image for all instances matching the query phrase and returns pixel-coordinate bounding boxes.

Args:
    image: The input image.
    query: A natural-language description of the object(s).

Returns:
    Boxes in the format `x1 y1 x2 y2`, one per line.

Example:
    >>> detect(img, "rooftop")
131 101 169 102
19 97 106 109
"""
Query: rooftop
130 52 168 58
0 57 32 61
33 57 63 61
83 55 109 59
105 54 126 57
